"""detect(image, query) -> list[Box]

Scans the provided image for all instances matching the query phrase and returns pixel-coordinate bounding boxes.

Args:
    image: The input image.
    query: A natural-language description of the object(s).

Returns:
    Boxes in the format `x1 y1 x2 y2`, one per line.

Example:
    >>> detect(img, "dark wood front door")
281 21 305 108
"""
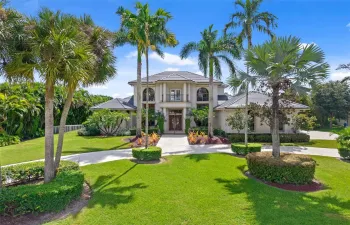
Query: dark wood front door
169 115 182 131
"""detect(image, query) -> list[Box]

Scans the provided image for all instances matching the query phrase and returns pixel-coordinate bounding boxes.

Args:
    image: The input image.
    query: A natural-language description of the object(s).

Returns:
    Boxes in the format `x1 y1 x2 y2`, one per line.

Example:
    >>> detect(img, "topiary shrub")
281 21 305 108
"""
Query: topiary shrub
132 146 162 161
1 161 79 186
246 152 316 184
214 128 227 137
0 170 84 216
231 143 262 155
338 148 350 160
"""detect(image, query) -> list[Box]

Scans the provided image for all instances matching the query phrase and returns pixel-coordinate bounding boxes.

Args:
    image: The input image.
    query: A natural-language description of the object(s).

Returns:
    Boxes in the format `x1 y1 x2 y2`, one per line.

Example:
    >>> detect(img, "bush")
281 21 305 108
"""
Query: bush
185 118 191 134
214 128 227 137
130 128 158 136
231 143 262 155
338 148 350 160
0 170 84 216
1 161 79 186
246 152 316 184
77 126 100 136
188 127 208 135
229 133 310 143
0 134 20 147
132 146 162 161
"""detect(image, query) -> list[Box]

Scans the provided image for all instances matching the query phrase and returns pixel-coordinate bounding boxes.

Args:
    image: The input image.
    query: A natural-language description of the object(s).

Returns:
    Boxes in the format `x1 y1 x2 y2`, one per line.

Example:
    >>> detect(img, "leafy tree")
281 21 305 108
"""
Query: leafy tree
291 113 317 133
245 36 329 157
224 0 277 146
84 109 130 136
336 63 350 83
180 25 240 137
312 81 350 128
190 107 209 127
226 109 245 133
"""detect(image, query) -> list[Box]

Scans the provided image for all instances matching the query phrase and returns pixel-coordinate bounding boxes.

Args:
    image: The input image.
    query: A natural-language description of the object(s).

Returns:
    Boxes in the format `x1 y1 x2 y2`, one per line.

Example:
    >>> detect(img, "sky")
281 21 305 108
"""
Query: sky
5 0 350 98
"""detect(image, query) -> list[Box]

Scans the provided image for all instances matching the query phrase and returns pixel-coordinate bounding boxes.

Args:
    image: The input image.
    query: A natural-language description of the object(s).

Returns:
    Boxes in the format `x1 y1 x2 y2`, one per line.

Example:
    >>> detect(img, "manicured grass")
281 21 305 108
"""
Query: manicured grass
257 140 338 149
314 127 344 134
0 131 132 166
51 154 350 225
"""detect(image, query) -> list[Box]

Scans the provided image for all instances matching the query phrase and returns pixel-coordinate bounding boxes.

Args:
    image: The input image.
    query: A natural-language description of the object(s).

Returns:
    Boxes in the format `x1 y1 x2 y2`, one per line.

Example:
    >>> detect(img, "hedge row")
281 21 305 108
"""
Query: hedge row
0 134 20 147
0 170 84 216
338 148 350 160
130 128 159 136
229 133 310 143
231 143 262 155
132 146 162 161
246 152 316 184
1 161 79 186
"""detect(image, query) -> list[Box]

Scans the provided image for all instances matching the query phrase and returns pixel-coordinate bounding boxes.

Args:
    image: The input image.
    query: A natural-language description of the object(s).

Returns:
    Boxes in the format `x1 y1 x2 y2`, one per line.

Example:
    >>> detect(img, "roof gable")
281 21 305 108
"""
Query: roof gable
91 97 136 111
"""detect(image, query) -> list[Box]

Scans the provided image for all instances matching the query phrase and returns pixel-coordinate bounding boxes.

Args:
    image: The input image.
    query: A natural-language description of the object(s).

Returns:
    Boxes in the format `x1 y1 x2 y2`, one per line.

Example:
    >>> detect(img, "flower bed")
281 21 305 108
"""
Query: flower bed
187 131 229 145
128 132 161 147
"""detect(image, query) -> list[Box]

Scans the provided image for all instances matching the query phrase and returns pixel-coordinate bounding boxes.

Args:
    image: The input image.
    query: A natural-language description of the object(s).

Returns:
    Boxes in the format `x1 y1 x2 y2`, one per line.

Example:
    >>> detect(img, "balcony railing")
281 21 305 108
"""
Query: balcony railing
162 94 189 102
197 94 209 101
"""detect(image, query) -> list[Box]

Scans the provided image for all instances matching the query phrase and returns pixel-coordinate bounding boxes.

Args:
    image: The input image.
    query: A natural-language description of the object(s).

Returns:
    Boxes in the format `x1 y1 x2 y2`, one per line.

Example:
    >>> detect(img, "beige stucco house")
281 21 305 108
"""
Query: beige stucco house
92 71 309 134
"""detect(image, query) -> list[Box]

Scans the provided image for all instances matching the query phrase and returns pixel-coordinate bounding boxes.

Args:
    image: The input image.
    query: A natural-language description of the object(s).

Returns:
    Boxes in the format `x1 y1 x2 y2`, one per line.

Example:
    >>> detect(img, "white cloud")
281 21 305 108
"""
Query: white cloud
300 42 316 49
194 70 204 76
125 51 138 58
149 52 196 66
346 23 350 28
112 93 121 98
165 67 180 71
330 71 350 81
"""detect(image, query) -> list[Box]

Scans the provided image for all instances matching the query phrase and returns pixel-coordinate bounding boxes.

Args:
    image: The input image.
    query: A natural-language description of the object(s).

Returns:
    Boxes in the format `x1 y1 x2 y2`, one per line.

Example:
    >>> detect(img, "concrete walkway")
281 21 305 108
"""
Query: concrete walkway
301 130 339 140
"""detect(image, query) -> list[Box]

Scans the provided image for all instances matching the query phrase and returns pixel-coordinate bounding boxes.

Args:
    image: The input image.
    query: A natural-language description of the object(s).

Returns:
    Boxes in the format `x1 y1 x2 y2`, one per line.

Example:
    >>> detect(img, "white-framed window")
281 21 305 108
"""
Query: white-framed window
170 89 181 101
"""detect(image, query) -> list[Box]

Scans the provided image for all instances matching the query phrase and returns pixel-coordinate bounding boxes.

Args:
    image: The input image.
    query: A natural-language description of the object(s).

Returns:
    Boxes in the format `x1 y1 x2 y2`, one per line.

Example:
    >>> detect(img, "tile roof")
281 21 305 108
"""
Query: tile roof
215 92 309 110
128 71 222 84
91 97 136 111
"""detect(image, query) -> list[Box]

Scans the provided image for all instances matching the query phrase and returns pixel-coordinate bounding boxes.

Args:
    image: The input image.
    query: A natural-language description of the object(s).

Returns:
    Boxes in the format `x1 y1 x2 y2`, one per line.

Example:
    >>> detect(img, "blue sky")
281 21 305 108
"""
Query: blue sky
6 0 350 98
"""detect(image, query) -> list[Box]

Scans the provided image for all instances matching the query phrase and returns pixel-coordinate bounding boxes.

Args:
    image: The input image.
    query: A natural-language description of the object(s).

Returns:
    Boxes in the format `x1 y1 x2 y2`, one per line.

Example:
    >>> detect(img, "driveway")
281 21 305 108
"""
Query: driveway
301 130 339 140
7 135 340 167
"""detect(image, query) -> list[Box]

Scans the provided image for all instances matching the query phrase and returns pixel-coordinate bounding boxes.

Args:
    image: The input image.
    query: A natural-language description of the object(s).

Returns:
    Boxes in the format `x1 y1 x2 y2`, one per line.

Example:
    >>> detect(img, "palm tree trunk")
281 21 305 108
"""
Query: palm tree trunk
271 86 280 157
244 35 252 146
54 86 75 170
136 46 142 137
145 47 149 148
44 79 55 183
208 56 214 138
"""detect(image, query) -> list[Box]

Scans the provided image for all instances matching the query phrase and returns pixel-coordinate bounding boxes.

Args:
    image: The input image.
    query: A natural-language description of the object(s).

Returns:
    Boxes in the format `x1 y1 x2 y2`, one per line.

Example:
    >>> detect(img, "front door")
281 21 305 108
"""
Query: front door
169 115 182 131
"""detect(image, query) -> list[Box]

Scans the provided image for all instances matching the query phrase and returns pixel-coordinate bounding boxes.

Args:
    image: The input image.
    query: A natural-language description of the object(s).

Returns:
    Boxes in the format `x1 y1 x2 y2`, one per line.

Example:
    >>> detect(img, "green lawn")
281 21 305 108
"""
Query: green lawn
51 154 350 225
314 126 344 134
0 131 132 165
280 140 339 149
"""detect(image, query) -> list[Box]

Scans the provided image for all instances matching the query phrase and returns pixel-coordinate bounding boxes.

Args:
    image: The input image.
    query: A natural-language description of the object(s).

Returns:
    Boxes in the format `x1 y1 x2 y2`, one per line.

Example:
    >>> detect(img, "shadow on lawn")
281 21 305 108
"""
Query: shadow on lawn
215 177 350 224
63 144 131 154
185 154 210 162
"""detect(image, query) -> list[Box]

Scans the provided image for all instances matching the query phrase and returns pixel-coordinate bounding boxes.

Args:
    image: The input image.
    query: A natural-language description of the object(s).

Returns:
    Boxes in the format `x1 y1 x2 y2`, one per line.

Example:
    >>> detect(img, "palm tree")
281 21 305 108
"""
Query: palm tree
245 36 329 157
54 15 116 170
336 63 350 83
180 25 240 137
5 9 85 182
116 2 177 146
224 0 277 146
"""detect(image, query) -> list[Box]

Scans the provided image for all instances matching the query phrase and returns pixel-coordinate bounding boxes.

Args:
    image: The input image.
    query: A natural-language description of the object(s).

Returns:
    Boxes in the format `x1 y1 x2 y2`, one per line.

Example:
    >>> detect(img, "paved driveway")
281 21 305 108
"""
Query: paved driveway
301 130 339 140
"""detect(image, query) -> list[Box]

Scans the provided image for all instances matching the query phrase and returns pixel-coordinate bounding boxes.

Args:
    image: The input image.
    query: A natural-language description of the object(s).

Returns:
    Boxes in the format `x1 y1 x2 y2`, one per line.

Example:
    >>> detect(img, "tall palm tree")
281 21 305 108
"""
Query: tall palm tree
5 9 85 182
180 25 240 137
225 0 277 146
246 36 329 157
54 15 116 170
336 63 350 83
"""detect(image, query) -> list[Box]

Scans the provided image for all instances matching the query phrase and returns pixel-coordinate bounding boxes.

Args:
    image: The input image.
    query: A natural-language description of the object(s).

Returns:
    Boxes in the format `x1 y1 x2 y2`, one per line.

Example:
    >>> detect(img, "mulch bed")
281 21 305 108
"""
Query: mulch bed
244 171 324 192
1 182 92 225
188 136 229 145
130 157 167 165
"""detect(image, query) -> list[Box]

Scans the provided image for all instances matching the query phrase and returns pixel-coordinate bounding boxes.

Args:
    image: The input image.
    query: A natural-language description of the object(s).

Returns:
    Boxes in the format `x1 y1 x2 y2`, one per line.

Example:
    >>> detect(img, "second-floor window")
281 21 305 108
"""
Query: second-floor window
143 88 155 101
170 89 181 102
197 88 209 101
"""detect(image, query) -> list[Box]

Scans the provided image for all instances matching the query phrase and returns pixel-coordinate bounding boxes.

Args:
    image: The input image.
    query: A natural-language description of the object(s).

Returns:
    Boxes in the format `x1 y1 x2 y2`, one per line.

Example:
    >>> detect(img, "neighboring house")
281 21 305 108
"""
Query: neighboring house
91 71 308 133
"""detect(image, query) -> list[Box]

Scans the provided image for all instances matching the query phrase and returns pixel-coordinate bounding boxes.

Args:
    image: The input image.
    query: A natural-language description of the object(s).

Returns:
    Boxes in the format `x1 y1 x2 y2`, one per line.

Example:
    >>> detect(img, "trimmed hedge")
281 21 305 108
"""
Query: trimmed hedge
130 128 158 136
214 128 227 137
0 170 84 216
338 148 350 160
1 161 79 186
231 143 262 155
0 134 20 147
246 152 316 184
229 133 310 143
132 146 162 161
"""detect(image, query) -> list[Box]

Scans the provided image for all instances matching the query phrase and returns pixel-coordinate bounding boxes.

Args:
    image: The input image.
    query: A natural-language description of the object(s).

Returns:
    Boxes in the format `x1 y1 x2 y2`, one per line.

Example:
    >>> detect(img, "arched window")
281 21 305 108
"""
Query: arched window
143 88 155 101
197 88 209 101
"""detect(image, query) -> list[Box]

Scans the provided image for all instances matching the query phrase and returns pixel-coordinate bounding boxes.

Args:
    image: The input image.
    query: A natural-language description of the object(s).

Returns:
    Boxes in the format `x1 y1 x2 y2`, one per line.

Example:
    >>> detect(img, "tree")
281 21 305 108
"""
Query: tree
226 109 245 133
191 107 209 127
291 113 317 133
5 9 88 182
336 63 350 83
312 81 350 128
180 25 240 137
224 0 277 146
245 36 329 157
54 15 116 170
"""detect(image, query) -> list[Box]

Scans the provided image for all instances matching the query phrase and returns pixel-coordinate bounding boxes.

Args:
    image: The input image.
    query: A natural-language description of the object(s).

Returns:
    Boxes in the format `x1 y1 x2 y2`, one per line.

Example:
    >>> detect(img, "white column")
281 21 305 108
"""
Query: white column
159 83 162 102
163 83 166 102
183 83 187 102
183 108 187 132
163 107 167 132
188 83 191 102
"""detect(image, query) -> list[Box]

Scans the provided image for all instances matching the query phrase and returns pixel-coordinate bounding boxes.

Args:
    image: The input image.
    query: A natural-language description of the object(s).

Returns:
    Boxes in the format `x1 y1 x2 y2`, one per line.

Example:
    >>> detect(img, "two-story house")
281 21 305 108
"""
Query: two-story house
92 71 308 134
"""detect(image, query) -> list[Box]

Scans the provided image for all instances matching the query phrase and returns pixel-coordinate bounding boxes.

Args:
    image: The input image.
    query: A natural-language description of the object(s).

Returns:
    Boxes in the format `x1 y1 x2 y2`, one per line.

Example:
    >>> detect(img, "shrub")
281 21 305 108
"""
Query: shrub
0 134 20 147
214 128 227 137
231 143 262 155
158 117 165 134
185 118 191 134
338 148 350 160
130 128 158 136
188 127 208 135
0 170 84 216
246 152 316 184
1 161 79 186
132 146 162 161
77 126 100 136
229 133 310 143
